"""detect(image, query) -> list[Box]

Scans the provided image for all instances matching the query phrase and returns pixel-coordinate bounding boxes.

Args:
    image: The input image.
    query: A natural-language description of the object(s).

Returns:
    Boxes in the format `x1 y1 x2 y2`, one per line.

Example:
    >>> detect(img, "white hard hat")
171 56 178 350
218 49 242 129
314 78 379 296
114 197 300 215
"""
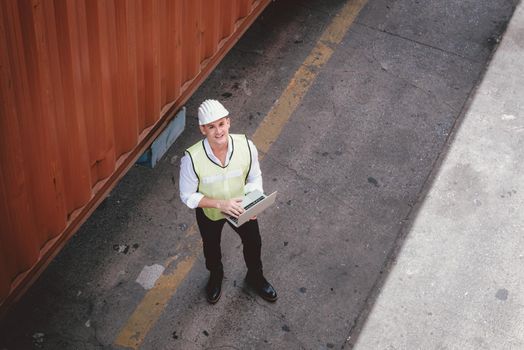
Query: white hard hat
198 99 229 125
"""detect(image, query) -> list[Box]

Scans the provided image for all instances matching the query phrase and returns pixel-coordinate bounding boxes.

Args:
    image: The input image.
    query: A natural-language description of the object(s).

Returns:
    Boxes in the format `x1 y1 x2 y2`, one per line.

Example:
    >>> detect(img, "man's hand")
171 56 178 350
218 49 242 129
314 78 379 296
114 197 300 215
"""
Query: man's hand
217 198 244 218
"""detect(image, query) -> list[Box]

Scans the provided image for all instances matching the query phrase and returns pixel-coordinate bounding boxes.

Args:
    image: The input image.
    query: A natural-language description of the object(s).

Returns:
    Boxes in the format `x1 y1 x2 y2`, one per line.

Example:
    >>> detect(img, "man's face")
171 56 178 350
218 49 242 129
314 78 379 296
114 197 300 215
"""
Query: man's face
199 117 231 146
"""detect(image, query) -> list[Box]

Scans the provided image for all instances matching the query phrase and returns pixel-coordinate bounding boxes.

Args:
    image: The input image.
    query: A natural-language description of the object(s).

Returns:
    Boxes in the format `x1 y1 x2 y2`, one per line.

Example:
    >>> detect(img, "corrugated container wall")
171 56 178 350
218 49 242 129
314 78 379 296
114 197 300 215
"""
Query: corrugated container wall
0 0 270 315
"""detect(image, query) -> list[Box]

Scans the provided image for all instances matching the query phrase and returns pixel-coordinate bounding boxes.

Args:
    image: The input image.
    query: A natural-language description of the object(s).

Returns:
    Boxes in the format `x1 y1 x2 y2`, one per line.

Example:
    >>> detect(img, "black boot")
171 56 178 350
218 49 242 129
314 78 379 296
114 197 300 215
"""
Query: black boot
245 273 277 302
206 270 223 304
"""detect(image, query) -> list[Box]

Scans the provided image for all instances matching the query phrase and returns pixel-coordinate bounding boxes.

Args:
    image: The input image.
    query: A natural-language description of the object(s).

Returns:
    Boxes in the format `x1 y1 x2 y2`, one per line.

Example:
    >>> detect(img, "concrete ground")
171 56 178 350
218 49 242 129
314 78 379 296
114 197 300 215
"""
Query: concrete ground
0 0 520 349
353 2 524 349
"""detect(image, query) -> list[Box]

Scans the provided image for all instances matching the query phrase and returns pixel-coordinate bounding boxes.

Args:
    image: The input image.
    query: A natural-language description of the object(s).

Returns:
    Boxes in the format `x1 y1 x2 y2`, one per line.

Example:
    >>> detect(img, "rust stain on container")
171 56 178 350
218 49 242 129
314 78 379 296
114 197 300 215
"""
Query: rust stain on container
0 0 270 316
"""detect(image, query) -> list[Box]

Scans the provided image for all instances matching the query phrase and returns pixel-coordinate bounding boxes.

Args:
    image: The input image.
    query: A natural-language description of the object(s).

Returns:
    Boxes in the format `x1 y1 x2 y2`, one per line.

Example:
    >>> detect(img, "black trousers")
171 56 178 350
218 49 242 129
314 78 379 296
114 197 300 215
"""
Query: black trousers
196 208 263 277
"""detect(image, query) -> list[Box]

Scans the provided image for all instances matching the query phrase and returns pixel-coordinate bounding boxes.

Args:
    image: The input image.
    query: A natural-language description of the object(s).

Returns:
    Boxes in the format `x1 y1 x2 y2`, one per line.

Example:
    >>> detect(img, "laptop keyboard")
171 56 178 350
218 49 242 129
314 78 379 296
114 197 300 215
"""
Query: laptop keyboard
229 195 265 224
244 196 265 210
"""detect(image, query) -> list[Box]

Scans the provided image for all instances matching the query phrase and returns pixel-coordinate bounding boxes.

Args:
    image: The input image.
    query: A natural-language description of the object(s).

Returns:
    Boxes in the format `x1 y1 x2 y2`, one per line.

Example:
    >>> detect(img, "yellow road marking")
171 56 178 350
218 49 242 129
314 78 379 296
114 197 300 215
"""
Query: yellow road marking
114 224 199 349
114 257 197 349
114 1 367 348
253 0 368 155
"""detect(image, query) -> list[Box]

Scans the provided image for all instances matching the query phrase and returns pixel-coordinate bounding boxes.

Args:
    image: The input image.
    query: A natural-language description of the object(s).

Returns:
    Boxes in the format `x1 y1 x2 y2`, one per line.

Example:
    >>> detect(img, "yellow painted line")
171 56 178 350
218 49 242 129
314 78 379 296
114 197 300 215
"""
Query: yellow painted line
113 1 367 348
253 0 367 155
322 0 368 44
114 257 196 349
114 224 199 349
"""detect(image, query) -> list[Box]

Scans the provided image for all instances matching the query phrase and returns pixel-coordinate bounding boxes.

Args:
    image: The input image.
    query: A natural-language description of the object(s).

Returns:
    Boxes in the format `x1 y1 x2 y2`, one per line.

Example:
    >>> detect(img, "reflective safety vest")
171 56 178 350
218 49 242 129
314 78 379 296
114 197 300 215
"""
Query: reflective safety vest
186 134 252 221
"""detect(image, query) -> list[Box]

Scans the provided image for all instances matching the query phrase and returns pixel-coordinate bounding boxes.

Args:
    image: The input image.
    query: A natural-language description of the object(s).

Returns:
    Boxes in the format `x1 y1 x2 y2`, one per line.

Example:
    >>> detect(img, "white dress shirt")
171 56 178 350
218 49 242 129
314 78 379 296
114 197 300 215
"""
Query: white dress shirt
179 136 263 209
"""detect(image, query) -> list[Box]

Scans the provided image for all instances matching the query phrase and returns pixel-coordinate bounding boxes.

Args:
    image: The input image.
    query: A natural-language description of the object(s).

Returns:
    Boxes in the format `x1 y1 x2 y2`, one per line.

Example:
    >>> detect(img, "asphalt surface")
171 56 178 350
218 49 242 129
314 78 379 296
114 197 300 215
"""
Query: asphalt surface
0 0 519 349
354 2 524 348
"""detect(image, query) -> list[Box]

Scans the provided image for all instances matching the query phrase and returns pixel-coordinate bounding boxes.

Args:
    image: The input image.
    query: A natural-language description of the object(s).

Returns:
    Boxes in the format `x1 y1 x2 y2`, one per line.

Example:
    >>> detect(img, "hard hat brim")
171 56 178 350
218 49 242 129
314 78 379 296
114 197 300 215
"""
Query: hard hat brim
198 109 229 125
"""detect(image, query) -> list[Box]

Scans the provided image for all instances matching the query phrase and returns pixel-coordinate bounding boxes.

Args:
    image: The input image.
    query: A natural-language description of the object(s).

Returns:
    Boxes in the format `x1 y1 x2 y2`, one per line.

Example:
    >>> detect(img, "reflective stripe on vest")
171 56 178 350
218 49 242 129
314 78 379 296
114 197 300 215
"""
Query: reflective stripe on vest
186 134 252 221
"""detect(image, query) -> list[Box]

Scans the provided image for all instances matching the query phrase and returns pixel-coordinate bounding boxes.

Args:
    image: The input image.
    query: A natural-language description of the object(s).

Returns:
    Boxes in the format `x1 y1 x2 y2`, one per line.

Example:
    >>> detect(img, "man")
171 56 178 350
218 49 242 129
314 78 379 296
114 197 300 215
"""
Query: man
179 99 277 304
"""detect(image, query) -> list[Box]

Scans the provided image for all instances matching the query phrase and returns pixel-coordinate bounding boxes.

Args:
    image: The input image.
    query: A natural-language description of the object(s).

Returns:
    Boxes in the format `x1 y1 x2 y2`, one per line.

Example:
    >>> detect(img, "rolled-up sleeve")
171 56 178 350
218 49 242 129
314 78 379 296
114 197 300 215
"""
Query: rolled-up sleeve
179 153 204 209
245 140 264 194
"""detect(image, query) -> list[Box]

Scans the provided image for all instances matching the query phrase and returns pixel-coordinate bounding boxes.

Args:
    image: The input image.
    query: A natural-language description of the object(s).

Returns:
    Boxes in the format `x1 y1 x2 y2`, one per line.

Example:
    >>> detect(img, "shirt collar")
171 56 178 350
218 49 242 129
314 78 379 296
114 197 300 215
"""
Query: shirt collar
203 135 232 167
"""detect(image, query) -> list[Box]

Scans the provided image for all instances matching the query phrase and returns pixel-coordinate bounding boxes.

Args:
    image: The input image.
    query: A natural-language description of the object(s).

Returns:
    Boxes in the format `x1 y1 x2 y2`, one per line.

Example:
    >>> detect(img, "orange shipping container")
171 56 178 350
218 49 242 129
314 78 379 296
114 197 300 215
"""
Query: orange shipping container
0 0 271 316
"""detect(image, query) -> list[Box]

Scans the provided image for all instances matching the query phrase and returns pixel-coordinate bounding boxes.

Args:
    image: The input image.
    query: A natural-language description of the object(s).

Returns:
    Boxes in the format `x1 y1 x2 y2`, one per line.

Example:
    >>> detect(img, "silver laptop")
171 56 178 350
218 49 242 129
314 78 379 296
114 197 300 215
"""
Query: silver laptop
226 190 277 227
